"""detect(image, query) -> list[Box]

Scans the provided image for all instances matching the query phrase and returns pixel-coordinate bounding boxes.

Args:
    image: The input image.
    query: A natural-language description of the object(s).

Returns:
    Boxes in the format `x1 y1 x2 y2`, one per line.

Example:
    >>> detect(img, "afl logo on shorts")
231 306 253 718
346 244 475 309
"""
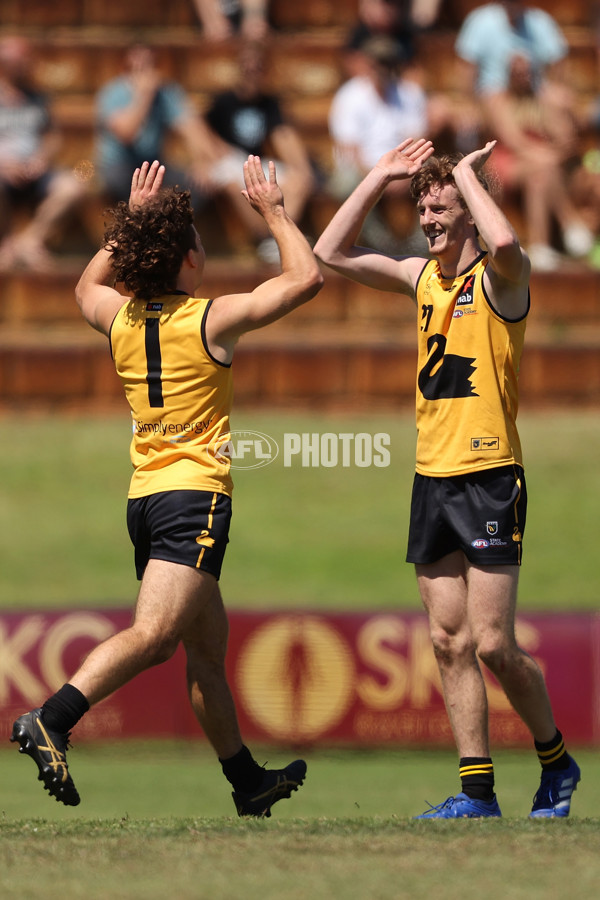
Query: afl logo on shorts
471 539 489 549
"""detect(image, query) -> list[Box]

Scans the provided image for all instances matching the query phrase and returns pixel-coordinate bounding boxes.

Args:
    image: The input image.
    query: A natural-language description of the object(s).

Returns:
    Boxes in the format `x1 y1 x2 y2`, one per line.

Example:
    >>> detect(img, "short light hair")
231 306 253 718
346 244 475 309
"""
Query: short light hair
410 154 490 208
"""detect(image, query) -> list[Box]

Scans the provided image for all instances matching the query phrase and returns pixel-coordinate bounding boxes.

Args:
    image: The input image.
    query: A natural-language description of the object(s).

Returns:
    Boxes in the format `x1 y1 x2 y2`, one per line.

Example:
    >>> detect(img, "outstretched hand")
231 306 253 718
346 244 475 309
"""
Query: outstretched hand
241 155 283 217
374 138 435 181
454 141 497 175
129 160 165 209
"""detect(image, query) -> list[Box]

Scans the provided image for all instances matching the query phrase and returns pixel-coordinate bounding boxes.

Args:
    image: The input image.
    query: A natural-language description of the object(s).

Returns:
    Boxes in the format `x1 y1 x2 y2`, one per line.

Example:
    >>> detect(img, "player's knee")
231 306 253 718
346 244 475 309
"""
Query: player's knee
430 626 475 664
476 634 512 673
138 627 179 666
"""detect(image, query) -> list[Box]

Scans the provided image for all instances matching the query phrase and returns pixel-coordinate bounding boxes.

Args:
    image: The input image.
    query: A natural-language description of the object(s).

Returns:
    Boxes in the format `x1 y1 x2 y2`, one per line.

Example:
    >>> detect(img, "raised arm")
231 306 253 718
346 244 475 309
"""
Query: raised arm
452 141 530 305
313 138 434 295
75 160 165 335
206 155 323 362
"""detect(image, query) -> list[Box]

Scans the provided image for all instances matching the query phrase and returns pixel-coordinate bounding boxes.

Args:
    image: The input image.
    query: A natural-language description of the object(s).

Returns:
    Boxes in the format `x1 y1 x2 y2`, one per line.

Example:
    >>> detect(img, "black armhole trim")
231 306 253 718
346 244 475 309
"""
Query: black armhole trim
482 278 530 323
108 313 118 360
462 250 487 277
414 259 432 295
201 299 232 368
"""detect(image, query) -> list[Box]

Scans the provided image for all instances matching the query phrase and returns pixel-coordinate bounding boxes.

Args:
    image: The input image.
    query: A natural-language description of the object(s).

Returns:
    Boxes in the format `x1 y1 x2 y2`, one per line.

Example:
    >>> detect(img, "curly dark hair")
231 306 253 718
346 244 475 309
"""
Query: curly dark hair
410 153 491 207
104 188 197 299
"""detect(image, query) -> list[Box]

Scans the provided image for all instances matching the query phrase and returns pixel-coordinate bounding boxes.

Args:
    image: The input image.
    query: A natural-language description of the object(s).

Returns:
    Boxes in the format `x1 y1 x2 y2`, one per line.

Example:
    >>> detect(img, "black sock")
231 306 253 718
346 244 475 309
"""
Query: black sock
41 683 90 733
535 730 570 771
459 757 495 802
219 745 263 793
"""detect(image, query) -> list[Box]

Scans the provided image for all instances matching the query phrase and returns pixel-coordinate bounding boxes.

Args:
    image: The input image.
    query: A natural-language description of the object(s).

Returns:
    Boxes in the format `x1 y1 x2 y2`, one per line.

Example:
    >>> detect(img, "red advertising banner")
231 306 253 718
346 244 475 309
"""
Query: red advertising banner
1 609 599 746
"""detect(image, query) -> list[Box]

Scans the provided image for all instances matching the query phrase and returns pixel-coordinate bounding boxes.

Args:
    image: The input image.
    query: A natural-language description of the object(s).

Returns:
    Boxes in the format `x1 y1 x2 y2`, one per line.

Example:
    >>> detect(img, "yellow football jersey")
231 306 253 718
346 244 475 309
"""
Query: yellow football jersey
110 294 233 498
414 254 528 477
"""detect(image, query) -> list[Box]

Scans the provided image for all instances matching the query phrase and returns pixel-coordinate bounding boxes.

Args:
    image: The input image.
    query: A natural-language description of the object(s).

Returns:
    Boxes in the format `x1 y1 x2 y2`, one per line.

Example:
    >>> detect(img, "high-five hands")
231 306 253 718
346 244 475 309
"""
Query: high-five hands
129 160 165 209
454 140 497 176
374 138 435 181
241 155 284 217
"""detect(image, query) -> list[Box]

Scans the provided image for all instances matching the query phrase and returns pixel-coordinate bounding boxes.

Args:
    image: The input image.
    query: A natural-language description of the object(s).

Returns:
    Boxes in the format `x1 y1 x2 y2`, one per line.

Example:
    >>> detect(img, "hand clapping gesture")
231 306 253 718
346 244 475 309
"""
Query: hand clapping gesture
374 138 435 182
453 141 497 177
241 155 284 219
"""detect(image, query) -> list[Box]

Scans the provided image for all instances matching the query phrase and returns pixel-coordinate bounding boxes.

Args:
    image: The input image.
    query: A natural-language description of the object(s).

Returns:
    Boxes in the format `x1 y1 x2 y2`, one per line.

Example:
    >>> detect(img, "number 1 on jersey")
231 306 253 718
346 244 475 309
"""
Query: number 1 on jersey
145 318 164 408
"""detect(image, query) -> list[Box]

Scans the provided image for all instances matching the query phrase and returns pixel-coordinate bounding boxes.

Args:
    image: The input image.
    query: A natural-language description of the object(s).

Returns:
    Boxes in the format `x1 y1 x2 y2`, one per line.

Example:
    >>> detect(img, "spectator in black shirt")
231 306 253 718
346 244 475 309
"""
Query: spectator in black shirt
203 41 315 262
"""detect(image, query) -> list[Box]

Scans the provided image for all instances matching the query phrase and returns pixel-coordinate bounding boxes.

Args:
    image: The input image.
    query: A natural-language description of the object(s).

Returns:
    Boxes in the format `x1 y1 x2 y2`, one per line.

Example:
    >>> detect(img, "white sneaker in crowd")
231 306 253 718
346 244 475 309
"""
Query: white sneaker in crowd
562 223 595 259
528 243 562 272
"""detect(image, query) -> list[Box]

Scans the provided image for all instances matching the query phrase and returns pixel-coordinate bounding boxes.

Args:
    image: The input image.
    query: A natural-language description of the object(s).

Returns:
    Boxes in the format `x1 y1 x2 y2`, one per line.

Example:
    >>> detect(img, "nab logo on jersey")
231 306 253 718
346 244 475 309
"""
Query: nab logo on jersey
456 275 475 306
146 302 163 312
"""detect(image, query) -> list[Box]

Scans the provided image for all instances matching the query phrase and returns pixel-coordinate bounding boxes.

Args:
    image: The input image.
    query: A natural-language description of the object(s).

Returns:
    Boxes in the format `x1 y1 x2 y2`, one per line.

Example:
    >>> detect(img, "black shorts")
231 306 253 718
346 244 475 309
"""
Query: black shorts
126 490 232 581
406 465 526 566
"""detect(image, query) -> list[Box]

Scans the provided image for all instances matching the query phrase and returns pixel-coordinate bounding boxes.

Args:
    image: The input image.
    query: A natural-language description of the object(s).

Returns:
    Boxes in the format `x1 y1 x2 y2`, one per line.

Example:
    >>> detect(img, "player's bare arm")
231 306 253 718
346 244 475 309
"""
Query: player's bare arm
313 138 434 296
453 142 530 320
206 155 323 362
76 160 166 335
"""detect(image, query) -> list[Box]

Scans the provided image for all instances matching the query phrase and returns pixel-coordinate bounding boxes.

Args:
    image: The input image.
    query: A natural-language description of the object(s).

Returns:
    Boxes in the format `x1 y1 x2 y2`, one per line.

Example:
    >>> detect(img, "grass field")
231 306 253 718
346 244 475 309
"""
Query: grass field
0 409 598 610
2 814 599 900
1 743 600 900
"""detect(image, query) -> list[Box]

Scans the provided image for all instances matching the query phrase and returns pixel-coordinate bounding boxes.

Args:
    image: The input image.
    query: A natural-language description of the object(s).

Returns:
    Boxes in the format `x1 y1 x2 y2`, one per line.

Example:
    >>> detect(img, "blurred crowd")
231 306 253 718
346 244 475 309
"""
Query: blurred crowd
1 0 599 273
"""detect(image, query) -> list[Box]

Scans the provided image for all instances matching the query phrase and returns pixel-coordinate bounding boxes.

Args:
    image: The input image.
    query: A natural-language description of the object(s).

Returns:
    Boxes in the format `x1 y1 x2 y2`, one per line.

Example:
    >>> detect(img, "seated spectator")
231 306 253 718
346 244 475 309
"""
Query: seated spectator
479 53 593 270
455 0 593 269
455 0 568 95
192 0 270 42
0 35 87 272
202 40 316 262
327 35 431 252
95 43 217 207
343 1 443 81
